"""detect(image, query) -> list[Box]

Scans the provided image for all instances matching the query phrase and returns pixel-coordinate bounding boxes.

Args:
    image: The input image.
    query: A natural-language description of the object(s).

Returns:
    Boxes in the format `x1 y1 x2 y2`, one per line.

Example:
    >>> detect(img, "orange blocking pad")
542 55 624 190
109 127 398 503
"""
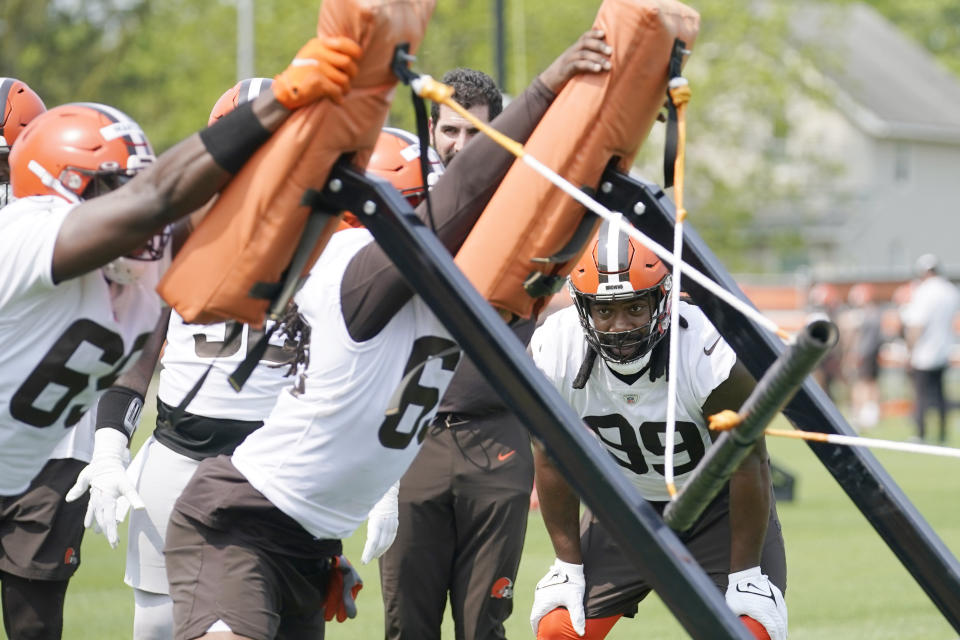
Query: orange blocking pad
158 0 435 327
455 0 699 319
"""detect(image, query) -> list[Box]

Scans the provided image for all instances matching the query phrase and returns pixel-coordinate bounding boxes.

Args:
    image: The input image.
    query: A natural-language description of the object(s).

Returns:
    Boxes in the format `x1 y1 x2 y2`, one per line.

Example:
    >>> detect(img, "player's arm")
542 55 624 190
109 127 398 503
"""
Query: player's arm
52 37 361 283
89 306 169 443
531 437 589 636
707 359 790 640
342 30 612 342
701 359 770 571
533 440 583 563
65 307 173 547
341 77 558 342
112 307 170 404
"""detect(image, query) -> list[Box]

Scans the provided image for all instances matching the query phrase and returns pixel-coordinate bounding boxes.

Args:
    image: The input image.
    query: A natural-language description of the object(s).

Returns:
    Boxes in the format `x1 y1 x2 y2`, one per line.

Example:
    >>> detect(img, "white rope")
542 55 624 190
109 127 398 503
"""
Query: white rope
766 429 960 459
663 196 686 499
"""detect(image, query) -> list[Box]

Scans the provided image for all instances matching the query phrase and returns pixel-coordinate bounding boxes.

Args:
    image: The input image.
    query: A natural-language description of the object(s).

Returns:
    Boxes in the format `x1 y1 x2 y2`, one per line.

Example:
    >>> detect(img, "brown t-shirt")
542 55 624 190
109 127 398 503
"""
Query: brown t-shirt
438 318 535 416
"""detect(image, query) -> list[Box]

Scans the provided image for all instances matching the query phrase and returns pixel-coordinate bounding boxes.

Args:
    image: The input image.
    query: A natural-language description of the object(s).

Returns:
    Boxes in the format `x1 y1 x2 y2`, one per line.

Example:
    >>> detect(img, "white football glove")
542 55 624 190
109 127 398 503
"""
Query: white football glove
725 566 788 640
65 428 145 548
530 559 586 637
361 482 399 564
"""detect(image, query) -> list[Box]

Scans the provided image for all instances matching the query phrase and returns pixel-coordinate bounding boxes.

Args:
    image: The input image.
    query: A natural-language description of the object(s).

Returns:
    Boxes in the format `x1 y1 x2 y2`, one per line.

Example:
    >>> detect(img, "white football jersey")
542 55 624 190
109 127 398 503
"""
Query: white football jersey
232 229 460 540
0 196 166 494
158 312 296 421
531 302 736 501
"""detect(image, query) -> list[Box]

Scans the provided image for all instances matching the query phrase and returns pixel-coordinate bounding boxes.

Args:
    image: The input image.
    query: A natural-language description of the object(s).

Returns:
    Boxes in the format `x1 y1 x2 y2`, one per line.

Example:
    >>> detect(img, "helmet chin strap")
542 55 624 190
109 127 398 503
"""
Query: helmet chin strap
27 160 81 203
605 349 652 375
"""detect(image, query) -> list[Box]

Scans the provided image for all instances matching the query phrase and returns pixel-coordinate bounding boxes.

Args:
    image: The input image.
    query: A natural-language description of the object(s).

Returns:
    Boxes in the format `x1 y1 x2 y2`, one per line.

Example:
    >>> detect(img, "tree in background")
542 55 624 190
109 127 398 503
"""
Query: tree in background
1 0 150 108
2 0 957 270
390 0 838 271
865 0 960 77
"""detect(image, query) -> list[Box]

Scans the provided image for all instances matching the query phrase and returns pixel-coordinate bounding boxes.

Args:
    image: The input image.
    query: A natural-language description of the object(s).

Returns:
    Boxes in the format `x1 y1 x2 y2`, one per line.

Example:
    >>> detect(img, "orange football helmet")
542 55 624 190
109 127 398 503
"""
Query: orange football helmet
568 220 672 364
0 78 46 153
367 127 443 207
10 102 155 203
208 77 273 126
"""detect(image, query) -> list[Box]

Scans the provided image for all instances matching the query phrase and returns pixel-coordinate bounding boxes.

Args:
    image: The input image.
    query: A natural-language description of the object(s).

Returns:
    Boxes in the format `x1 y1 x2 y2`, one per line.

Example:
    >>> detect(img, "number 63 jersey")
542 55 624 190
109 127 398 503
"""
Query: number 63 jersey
231 228 461 541
530 302 736 502
0 197 167 495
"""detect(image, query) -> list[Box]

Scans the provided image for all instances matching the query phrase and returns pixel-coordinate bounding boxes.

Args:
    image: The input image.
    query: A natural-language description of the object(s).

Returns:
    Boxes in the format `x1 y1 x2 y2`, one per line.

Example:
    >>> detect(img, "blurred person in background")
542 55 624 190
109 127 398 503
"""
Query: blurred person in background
808 282 843 401
900 254 960 443
844 283 885 430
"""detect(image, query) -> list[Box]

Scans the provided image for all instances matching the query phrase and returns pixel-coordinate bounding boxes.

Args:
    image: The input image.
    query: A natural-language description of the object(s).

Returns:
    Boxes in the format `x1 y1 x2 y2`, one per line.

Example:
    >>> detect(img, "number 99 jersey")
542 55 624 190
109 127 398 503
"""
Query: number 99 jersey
530 302 736 502
0 196 167 495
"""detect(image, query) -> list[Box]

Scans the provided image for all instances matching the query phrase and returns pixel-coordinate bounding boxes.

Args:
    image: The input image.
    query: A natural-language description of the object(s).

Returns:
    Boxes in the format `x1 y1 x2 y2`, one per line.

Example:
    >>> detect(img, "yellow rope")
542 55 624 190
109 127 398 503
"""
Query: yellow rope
708 409 743 432
663 79 691 500
668 81 691 222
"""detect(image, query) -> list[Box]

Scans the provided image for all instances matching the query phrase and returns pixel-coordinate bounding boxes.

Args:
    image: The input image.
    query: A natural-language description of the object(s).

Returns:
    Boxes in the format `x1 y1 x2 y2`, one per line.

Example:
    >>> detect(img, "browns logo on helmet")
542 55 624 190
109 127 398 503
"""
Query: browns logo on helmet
568 220 672 365
367 127 444 208
208 78 274 126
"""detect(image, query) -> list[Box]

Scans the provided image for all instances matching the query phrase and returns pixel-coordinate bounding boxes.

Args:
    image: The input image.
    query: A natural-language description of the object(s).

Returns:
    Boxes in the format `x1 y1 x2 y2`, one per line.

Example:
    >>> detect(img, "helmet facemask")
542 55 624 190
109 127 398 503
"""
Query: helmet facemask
570 275 672 366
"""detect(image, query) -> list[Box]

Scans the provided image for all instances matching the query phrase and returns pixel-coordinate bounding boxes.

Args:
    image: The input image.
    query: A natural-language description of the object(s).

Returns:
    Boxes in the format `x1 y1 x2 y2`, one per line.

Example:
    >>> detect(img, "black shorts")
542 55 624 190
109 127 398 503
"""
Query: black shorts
580 489 787 619
165 456 342 640
0 458 88 581
166 511 339 640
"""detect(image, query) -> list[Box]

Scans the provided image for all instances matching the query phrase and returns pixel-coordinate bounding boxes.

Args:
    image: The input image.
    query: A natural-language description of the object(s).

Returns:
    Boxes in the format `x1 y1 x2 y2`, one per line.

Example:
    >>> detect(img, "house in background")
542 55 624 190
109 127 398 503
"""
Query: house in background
772 2 960 282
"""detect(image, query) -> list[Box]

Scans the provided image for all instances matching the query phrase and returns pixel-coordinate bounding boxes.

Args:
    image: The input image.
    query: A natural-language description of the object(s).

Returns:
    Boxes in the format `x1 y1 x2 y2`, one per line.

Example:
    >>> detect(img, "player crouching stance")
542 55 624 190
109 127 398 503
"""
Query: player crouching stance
529 221 788 640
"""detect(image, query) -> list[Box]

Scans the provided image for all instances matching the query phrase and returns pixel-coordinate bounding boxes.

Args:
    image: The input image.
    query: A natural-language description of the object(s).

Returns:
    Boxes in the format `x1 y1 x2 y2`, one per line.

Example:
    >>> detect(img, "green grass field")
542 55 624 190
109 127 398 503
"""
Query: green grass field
15 403 960 639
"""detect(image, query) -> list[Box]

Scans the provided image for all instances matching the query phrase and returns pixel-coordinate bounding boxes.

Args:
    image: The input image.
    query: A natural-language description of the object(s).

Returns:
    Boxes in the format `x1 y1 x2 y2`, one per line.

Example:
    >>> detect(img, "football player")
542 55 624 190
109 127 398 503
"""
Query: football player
115 77 293 640
0 77 90 640
528 221 788 640
0 37 360 640
163 31 614 640
378 67 538 640
118 115 443 640
0 77 46 206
